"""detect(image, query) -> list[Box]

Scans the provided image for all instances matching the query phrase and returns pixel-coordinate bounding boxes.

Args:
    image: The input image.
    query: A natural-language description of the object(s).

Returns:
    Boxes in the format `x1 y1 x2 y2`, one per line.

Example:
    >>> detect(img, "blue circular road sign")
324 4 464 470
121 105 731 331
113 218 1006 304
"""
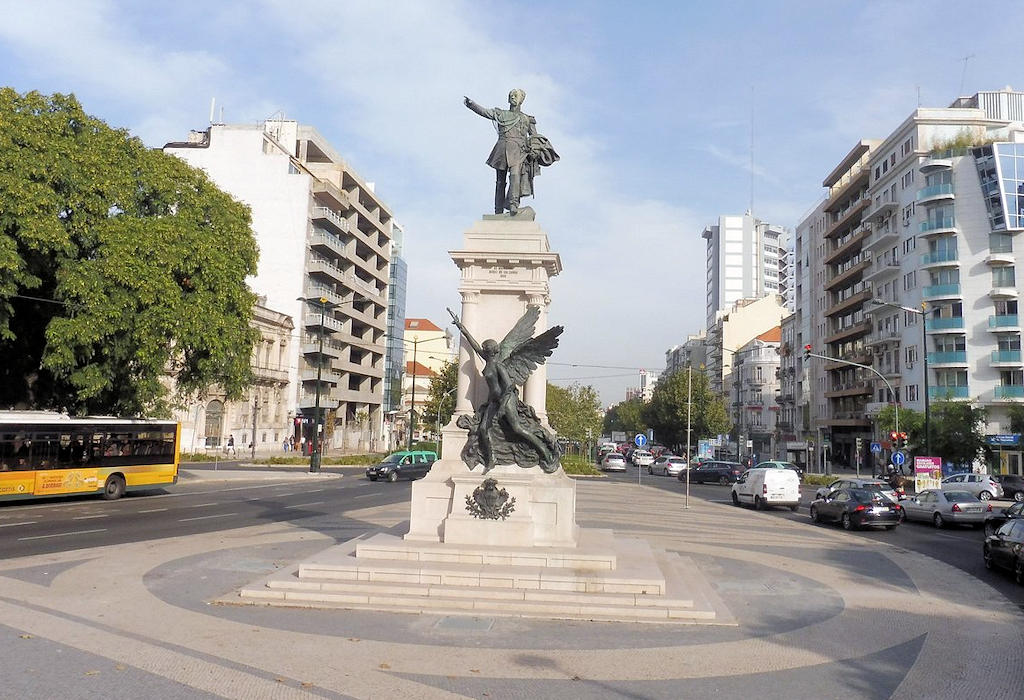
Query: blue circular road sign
892 450 906 467
634 433 648 448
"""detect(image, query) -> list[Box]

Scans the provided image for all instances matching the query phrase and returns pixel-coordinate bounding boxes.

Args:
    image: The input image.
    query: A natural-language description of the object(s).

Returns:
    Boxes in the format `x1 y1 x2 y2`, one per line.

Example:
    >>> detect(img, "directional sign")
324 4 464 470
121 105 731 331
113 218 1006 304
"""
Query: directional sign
891 450 906 467
870 441 881 454
634 433 648 448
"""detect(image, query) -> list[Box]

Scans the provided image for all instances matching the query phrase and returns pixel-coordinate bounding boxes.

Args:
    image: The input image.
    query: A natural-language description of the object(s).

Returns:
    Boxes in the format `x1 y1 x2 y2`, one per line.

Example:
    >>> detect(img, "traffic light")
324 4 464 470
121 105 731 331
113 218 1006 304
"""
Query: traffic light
803 344 812 360
889 430 899 445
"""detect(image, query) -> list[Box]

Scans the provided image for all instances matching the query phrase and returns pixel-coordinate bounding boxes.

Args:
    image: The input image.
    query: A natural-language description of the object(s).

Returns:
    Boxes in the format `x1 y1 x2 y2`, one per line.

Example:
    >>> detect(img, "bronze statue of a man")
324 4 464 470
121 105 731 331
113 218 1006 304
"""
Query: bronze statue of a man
463 89 559 216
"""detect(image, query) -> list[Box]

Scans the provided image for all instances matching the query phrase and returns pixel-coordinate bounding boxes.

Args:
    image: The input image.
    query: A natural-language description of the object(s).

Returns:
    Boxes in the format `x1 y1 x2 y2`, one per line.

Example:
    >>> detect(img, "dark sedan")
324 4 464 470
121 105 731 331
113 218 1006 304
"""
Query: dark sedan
809 488 902 531
994 474 1024 503
983 519 1024 584
686 460 744 485
985 501 1024 535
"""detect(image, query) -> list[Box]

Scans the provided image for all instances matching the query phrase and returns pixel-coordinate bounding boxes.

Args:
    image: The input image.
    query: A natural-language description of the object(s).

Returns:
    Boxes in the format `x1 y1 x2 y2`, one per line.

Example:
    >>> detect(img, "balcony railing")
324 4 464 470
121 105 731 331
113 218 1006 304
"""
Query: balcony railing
311 206 350 232
921 249 958 265
923 283 961 298
920 217 956 233
990 314 1020 328
916 183 954 201
927 351 967 364
995 385 1024 399
929 386 969 399
992 350 1023 363
927 317 964 331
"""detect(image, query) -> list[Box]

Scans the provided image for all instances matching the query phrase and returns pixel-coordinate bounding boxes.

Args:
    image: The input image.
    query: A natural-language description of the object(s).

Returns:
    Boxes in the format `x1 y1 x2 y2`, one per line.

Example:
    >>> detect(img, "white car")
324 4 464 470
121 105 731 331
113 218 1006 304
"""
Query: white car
601 453 627 472
649 455 687 477
940 473 1004 500
632 450 654 467
731 468 801 511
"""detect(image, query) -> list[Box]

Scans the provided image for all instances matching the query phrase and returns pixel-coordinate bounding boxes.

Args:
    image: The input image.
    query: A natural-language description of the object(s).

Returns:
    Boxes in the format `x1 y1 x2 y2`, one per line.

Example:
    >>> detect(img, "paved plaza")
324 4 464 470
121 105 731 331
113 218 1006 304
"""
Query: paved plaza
1 475 1022 699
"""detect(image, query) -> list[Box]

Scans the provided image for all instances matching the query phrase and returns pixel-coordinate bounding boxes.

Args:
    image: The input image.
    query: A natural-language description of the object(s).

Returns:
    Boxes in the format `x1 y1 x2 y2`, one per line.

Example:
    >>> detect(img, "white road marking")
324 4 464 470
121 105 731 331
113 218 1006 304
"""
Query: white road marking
0 521 37 528
72 514 108 520
351 493 376 499
18 529 106 541
188 503 220 508
285 501 325 509
137 508 168 513
178 513 238 522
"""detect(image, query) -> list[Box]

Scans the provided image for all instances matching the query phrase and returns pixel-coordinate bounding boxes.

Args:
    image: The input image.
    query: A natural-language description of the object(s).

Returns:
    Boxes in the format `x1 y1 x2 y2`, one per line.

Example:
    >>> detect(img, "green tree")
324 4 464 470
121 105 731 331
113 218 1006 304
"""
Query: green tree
646 369 730 452
875 405 925 450
546 382 602 447
928 399 989 468
420 359 458 433
603 397 647 437
0 89 259 416
1007 404 1024 435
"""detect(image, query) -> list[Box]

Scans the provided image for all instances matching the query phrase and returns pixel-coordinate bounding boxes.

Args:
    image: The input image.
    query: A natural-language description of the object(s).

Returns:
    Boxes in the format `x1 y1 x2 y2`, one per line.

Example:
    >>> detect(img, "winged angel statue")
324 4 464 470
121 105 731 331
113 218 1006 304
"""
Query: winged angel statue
447 305 563 473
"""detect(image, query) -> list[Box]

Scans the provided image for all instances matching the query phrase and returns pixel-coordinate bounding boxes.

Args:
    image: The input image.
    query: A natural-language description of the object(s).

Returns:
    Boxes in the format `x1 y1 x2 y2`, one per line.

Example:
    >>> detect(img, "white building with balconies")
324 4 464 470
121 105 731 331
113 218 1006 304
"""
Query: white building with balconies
165 120 393 451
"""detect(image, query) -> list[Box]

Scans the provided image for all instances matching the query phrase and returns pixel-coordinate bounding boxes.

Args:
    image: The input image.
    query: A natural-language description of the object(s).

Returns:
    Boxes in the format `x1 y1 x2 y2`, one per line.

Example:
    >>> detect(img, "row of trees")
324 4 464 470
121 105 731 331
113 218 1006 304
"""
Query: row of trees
604 369 731 452
876 400 1006 468
1 89 259 416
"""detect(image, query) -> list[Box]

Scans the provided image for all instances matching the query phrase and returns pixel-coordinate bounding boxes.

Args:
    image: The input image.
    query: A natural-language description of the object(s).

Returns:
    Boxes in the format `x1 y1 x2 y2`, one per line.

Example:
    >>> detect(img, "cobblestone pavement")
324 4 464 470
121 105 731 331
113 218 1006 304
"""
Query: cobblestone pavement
1 479 1021 699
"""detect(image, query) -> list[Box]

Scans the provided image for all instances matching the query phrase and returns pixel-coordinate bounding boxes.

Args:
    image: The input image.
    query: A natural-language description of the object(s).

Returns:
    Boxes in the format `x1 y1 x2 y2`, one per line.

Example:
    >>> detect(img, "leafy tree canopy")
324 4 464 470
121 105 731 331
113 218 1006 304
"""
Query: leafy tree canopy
0 89 259 416
646 368 730 452
421 359 458 432
603 397 647 437
546 382 602 445
927 399 989 468
875 405 925 449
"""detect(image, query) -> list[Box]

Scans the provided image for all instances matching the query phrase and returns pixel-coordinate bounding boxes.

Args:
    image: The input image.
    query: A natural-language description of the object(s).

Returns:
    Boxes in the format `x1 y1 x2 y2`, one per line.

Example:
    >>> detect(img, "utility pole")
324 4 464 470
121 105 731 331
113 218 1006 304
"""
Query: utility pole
408 337 418 451
251 394 258 460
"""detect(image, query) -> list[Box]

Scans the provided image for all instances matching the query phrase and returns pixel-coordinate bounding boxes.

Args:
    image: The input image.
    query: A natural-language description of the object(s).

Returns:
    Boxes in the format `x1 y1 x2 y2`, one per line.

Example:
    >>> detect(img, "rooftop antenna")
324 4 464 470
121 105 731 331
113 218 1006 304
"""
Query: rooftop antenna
749 84 755 216
209 97 215 125
916 85 922 107
958 53 975 96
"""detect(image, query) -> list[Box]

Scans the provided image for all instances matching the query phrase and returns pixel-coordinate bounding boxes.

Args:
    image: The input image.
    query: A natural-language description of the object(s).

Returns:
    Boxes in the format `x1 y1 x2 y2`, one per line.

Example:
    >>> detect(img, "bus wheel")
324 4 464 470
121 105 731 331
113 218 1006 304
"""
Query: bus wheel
102 474 126 500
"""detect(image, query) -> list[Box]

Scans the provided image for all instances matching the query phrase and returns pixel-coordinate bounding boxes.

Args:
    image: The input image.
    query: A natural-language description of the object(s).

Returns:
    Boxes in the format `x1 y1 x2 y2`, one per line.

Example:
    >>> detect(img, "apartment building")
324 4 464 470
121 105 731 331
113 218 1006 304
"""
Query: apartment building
165 120 393 451
702 213 792 328
665 332 707 377
705 294 789 397
730 327 782 461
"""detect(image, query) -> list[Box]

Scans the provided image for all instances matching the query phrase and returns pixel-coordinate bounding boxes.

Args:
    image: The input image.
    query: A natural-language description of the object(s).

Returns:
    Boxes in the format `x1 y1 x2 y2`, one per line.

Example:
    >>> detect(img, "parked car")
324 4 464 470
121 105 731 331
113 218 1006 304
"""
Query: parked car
814 478 899 504
688 460 744 485
365 450 438 482
984 501 1024 535
940 472 1004 500
649 455 686 477
754 460 804 481
901 489 992 528
731 468 801 510
993 474 1024 503
809 488 901 530
632 450 655 467
601 452 627 472
983 519 1024 584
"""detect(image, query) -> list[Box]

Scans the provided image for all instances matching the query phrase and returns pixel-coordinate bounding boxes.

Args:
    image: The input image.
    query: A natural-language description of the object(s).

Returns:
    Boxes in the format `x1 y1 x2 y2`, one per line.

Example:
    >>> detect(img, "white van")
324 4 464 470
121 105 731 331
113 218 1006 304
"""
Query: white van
731 468 801 511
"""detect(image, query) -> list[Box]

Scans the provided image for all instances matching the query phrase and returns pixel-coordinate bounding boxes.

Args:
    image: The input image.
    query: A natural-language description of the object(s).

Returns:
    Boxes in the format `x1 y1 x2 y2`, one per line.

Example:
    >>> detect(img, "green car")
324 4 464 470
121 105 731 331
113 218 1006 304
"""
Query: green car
754 460 805 480
366 450 438 482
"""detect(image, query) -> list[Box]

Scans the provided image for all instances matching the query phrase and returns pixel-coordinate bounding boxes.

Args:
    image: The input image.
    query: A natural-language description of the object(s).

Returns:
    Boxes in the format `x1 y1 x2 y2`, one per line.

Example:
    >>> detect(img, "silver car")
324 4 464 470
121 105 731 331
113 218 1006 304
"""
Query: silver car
601 453 627 472
940 473 1003 500
649 455 687 477
901 489 991 528
814 478 899 504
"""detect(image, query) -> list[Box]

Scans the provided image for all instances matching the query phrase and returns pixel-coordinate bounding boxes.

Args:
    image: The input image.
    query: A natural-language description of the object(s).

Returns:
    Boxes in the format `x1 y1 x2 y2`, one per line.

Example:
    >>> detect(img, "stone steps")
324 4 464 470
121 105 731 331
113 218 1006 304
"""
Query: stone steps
233 530 733 624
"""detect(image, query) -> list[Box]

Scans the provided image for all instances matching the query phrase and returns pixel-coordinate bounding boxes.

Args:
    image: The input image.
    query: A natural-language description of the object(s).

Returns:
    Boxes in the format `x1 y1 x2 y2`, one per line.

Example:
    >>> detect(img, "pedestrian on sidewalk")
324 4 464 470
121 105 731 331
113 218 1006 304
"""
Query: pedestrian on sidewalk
227 435 236 457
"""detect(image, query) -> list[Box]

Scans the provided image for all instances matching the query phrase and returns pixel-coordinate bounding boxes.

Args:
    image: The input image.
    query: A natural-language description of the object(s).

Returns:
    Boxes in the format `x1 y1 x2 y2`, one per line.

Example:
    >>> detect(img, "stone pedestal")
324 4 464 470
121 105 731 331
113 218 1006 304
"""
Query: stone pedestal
405 215 568 548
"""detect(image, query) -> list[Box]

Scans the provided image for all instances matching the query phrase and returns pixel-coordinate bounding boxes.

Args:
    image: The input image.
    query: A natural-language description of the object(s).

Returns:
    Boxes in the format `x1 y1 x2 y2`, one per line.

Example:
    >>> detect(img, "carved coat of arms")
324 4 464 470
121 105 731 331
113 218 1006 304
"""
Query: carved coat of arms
465 478 516 520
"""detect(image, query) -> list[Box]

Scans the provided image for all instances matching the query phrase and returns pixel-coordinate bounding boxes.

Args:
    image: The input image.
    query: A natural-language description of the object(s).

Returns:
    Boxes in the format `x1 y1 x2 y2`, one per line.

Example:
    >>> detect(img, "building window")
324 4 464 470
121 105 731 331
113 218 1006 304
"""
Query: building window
906 385 918 402
905 345 918 364
994 266 1017 288
204 400 224 448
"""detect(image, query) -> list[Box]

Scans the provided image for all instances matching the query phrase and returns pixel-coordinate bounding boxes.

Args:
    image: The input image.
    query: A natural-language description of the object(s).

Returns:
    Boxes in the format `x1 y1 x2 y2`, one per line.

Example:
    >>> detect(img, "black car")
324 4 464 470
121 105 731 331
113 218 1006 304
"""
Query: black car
365 450 437 482
984 501 1024 535
686 460 744 485
983 519 1024 584
809 488 901 531
993 474 1024 503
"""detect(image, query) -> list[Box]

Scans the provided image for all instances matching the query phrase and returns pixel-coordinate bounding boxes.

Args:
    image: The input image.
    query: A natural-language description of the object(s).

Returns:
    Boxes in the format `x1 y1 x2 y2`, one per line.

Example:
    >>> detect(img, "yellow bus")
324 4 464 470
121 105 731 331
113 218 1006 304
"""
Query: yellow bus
0 412 180 501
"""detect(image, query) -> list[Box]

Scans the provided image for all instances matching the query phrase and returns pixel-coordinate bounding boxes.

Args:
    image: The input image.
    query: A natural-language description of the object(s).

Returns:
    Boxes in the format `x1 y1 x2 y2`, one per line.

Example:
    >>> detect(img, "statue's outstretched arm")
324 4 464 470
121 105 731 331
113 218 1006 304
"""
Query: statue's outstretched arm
463 96 494 120
448 307 484 357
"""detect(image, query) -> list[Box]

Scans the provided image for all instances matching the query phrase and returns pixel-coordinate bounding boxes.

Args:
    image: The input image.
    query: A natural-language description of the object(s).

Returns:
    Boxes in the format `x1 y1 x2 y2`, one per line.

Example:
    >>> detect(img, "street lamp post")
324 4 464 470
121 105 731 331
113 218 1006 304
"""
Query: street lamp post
310 296 328 473
868 299 929 455
408 337 419 451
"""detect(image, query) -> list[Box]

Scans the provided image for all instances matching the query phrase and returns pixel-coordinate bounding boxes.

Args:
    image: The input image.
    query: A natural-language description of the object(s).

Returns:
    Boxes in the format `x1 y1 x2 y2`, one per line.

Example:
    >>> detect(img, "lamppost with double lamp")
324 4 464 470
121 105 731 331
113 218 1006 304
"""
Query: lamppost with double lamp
405 334 455 451
436 387 456 457
868 299 929 455
297 295 334 473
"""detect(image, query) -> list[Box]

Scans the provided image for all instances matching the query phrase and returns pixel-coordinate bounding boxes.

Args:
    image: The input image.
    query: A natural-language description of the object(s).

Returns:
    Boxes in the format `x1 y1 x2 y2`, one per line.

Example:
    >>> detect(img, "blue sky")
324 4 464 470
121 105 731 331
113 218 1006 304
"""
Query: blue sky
2 0 1021 404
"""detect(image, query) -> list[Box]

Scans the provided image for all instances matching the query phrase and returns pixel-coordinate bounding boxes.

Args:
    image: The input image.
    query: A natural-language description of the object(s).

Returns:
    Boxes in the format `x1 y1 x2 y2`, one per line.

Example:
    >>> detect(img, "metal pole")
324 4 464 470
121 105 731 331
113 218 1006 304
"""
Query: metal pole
922 310 930 455
251 394 257 460
408 338 417 451
685 364 692 509
310 297 326 473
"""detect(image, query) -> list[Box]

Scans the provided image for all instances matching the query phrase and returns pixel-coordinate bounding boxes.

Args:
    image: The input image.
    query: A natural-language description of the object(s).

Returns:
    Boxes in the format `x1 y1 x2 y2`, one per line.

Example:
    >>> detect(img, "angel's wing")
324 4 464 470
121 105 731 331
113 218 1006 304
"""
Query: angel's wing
501 325 564 387
498 306 541 361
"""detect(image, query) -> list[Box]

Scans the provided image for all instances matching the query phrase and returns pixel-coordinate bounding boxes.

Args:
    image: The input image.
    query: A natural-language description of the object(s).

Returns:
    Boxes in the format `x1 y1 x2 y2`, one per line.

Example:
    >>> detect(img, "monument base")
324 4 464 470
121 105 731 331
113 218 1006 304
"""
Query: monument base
235 527 732 624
